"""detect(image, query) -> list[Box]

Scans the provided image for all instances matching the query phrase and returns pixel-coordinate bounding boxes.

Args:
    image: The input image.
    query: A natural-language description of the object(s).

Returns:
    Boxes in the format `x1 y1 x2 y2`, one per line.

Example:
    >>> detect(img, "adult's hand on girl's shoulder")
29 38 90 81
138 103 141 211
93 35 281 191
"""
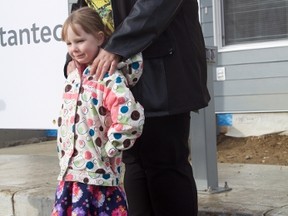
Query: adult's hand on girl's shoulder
90 48 120 80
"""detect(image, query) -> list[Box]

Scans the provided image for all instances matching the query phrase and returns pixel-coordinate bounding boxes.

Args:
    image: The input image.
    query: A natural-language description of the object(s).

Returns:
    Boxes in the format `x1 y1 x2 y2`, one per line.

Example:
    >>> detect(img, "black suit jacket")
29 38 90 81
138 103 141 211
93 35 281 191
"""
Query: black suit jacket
70 0 210 116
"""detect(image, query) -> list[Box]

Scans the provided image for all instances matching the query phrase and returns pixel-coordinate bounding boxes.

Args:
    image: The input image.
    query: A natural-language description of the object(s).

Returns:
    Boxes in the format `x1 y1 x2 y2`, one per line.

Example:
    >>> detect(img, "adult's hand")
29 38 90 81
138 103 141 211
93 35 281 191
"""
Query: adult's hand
90 48 121 80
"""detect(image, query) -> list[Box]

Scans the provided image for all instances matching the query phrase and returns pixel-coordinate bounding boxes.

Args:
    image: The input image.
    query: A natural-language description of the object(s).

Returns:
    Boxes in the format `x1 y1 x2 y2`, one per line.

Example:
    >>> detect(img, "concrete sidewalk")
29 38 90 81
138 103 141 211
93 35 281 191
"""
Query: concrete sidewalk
0 141 287 216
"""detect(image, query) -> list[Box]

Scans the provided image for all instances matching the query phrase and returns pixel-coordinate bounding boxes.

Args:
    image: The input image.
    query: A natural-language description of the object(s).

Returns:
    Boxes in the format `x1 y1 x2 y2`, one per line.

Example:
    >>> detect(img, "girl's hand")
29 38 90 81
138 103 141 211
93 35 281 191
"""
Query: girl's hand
90 48 120 80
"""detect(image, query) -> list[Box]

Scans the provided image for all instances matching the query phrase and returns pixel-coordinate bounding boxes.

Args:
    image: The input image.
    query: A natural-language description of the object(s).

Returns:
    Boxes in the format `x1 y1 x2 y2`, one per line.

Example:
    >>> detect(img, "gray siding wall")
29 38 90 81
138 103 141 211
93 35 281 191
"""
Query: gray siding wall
199 0 288 113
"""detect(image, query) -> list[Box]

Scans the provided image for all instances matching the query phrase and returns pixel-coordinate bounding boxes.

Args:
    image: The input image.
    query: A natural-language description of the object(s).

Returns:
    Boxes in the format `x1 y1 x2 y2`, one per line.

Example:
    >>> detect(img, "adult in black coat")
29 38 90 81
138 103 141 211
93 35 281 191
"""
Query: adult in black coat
69 0 210 215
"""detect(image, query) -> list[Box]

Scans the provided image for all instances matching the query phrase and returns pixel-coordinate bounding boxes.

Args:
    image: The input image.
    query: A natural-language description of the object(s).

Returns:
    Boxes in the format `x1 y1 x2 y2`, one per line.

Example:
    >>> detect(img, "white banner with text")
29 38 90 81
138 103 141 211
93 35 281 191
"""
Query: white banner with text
0 0 68 129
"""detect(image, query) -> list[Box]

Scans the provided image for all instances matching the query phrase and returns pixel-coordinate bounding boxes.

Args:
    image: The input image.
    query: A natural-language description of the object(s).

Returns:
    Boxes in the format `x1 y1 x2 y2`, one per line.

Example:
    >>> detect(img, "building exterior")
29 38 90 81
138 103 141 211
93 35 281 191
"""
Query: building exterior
200 0 288 114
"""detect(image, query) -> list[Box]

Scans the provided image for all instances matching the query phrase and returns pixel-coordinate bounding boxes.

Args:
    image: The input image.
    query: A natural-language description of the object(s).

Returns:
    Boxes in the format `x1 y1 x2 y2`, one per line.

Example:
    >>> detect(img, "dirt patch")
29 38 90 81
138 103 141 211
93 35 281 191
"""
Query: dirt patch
217 133 288 166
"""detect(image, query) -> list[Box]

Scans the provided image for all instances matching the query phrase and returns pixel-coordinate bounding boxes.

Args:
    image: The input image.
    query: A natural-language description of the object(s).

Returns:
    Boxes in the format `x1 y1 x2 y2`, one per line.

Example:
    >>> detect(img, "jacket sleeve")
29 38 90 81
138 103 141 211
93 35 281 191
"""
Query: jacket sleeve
102 73 145 157
117 52 143 87
105 0 185 59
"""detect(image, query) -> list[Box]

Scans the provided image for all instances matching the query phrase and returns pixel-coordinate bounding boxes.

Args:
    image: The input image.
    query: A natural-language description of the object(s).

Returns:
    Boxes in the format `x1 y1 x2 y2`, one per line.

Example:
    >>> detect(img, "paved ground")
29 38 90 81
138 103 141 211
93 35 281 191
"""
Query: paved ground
0 141 288 216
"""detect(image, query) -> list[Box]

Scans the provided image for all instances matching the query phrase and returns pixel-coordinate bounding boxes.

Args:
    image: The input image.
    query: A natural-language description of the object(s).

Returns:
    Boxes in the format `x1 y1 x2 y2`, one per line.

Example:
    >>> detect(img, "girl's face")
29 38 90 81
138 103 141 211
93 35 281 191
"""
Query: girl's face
66 24 104 65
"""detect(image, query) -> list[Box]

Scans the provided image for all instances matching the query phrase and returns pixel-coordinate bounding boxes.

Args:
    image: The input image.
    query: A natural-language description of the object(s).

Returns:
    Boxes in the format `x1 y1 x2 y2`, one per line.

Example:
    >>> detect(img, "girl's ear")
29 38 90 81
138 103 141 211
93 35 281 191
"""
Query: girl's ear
96 31 105 46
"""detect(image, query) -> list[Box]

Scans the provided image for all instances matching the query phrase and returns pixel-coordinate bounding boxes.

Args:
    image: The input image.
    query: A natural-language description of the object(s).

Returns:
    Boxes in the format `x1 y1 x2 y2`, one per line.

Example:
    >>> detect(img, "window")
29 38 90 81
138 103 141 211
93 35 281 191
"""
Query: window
219 0 288 47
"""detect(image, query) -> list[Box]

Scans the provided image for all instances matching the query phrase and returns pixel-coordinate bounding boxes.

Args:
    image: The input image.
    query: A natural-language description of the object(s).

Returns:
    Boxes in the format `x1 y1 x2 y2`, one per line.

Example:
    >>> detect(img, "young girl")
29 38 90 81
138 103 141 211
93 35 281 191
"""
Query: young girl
51 7 144 216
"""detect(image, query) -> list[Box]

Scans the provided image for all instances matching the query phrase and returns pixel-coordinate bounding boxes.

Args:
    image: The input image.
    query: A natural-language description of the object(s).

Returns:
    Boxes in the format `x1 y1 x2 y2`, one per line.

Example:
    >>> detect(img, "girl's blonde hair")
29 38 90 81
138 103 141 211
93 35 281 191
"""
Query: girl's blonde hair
61 6 112 43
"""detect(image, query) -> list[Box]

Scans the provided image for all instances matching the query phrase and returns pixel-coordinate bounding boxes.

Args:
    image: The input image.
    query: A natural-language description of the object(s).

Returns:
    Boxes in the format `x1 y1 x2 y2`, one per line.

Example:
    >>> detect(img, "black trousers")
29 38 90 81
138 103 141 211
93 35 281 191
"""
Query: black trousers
123 112 198 216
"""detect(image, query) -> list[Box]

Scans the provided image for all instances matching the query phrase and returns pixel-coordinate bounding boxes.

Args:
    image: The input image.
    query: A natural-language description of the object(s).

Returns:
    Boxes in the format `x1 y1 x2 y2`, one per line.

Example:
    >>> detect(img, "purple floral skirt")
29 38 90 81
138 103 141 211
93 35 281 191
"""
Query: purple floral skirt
51 181 128 216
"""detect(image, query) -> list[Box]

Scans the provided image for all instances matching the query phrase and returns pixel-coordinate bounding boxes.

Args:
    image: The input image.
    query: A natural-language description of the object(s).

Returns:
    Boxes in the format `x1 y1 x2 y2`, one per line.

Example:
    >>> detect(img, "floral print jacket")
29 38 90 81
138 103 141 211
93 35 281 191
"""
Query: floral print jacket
57 53 144 186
